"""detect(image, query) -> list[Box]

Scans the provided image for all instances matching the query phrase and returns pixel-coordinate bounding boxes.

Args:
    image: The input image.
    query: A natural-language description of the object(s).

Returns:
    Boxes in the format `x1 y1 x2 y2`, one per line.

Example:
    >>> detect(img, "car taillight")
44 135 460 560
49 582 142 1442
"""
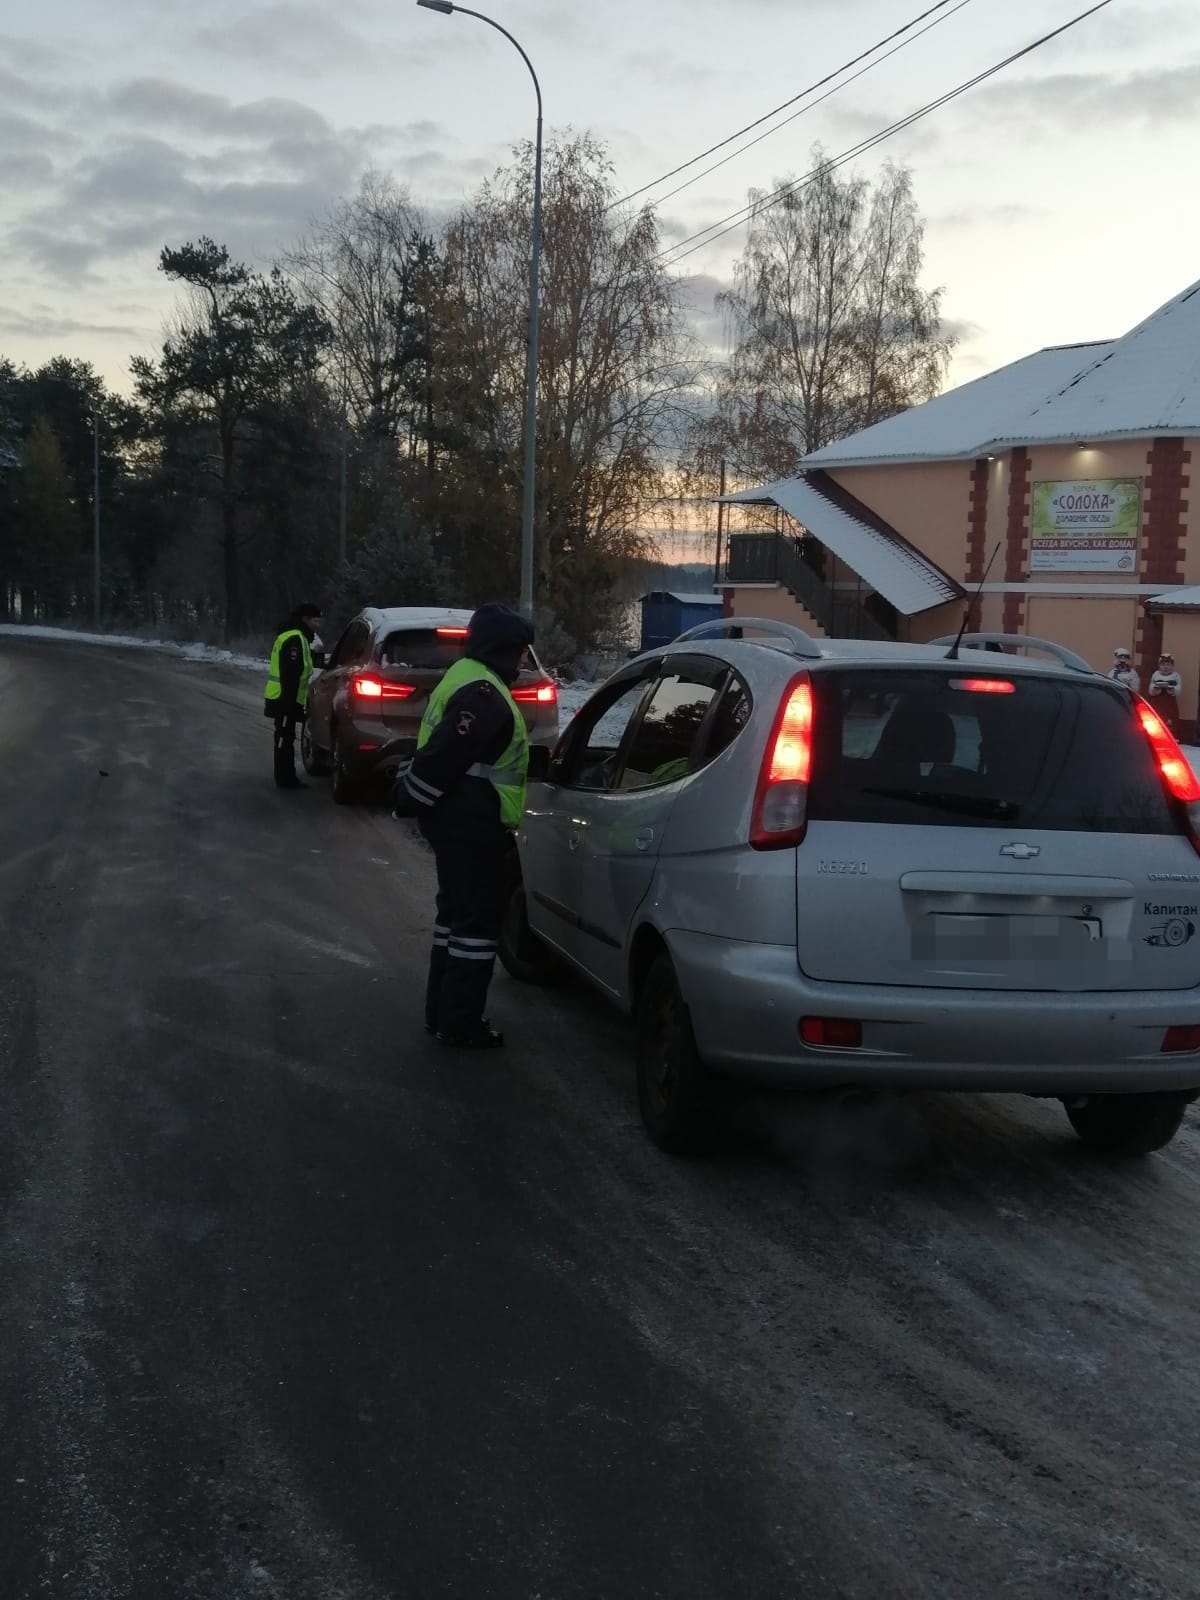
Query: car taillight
352 676 416 702
437 627 468 638
512 680 558 706
751 675 813 850
1136 700 1200 850
800 1017 863 1049
1162 1025 1200 1054
950 678 1015 694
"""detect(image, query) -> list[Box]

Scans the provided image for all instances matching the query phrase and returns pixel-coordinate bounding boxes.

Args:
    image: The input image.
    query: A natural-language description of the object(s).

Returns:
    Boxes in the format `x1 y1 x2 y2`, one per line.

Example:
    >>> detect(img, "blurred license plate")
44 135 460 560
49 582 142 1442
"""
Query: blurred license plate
917 914 1103 959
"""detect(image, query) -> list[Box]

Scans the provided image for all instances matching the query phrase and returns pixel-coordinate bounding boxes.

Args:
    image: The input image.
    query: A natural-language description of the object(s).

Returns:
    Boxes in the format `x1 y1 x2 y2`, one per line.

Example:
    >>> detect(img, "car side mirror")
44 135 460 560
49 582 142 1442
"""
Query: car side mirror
527 744 552 783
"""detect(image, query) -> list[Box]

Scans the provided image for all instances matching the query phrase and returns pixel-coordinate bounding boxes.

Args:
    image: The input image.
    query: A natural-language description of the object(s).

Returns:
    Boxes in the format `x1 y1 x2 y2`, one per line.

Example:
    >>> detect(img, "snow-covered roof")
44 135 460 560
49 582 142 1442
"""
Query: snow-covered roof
1146 587 1200 614
802 343 1113 468
991 279 1200 448
800 274 1200 467
365 606 474 629
640 591 720 606
723 471 961 616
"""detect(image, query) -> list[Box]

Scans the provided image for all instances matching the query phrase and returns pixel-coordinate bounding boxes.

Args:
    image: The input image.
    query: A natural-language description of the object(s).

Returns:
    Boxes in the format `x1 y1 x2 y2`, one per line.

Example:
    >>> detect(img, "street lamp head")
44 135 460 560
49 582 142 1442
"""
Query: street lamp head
416 0 456 13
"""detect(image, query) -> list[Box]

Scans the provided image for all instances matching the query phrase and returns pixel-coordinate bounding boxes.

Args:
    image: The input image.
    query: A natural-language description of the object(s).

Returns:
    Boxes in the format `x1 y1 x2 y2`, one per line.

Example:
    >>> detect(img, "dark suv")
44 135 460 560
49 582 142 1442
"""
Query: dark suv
303 607 560 803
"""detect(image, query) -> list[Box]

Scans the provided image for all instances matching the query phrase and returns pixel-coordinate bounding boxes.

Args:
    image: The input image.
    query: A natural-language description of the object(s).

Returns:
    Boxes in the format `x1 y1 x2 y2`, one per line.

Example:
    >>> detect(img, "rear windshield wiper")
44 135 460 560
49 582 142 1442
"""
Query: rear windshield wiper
860 786 1021 819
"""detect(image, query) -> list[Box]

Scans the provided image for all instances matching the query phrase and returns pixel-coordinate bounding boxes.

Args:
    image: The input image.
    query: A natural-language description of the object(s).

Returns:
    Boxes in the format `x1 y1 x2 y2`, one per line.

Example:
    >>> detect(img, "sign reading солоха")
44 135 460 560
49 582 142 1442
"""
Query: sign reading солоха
1030 477 1143 572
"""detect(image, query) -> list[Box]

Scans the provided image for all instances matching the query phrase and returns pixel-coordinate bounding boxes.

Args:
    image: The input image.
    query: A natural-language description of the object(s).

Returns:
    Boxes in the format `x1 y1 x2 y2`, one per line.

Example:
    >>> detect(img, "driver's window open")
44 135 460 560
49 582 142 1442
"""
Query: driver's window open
562 676 656 790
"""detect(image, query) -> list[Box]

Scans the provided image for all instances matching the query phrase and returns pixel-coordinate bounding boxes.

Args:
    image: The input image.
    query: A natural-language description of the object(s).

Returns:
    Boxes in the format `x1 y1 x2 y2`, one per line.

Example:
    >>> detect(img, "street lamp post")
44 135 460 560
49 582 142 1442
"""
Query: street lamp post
416 0 542 621
92 411 101 627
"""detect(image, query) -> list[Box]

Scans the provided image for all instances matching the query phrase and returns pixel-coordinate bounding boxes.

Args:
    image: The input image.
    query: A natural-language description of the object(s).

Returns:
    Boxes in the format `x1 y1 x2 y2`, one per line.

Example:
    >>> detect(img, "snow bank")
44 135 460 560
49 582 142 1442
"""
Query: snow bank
557 679 604 727
0 623 266 671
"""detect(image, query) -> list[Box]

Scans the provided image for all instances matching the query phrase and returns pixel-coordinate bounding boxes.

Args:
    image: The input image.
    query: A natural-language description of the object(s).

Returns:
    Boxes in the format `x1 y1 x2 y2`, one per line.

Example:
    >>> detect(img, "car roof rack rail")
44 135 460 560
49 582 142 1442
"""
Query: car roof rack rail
673 617 824 659
930 631 1095 675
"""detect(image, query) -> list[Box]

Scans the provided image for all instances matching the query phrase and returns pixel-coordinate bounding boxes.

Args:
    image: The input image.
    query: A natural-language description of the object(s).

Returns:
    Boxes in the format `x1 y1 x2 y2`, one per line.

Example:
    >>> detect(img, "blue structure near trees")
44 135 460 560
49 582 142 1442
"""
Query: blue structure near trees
639 591 722 652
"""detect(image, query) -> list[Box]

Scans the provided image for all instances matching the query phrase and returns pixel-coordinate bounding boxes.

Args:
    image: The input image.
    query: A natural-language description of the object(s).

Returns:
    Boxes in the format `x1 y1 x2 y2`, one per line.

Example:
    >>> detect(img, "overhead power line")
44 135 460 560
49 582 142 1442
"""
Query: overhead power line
647 0 976 214
658 0 1113 269
612 0 967 211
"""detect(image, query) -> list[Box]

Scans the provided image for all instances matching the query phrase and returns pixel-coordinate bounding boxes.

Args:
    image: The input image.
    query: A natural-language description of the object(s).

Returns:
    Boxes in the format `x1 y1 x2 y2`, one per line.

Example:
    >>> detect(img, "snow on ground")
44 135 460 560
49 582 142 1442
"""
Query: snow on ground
556 678 605 727
0 623 266 671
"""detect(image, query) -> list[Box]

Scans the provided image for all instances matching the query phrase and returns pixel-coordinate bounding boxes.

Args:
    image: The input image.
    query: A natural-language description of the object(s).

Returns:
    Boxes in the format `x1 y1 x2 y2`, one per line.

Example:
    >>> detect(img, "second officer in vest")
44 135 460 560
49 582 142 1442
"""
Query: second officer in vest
395 603 534 1048
264 602 323 789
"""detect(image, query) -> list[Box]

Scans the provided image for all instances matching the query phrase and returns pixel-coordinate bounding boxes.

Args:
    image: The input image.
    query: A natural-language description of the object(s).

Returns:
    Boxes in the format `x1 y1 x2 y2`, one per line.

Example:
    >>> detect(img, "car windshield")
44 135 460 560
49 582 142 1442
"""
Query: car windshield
808 668 1182 835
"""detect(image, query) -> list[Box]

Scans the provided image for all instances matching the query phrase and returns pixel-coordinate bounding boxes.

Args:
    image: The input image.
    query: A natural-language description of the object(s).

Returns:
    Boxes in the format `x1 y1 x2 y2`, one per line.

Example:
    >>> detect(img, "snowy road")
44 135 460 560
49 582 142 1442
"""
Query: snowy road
2 635 1200 1599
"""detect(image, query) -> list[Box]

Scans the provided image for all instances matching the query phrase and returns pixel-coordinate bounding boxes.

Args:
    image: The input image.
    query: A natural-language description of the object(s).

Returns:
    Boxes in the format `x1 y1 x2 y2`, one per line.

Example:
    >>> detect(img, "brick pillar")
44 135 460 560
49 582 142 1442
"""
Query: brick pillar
1002 447 1031 636
966 458 989 615
1135 439 1190 686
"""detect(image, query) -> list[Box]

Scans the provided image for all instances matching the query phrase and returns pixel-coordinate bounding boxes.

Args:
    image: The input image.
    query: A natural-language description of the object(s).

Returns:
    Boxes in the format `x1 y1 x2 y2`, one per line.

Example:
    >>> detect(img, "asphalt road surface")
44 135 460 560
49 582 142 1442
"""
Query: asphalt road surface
2 634 1200 1600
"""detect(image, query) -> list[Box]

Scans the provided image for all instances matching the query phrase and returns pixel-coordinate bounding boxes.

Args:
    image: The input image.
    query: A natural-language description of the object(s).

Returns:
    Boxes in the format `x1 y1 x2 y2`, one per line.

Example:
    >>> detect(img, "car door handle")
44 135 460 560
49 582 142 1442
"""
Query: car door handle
635 828 655 851
568 831 582 852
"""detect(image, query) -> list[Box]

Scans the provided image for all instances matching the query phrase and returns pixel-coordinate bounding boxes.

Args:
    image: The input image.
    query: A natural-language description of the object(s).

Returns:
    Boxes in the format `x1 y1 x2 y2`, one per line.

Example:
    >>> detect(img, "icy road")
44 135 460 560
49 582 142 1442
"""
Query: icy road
1 635 1199 1600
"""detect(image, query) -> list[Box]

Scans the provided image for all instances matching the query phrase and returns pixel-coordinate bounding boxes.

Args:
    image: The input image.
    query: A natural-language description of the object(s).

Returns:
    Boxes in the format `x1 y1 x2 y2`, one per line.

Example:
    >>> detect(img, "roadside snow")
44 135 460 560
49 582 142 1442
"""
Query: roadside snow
0 623 266 671
557 679 604 727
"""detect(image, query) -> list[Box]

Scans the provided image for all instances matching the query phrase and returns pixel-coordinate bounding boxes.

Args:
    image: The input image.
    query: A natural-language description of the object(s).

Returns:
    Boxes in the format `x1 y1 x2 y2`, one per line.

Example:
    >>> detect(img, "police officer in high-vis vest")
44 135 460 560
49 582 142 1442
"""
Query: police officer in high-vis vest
263 603 322 788
394 603 534 1048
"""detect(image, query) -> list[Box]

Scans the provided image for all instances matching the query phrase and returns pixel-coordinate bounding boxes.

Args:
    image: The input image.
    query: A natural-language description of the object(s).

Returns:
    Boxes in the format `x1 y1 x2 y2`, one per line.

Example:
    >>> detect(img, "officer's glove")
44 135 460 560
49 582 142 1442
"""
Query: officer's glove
390 761 420 820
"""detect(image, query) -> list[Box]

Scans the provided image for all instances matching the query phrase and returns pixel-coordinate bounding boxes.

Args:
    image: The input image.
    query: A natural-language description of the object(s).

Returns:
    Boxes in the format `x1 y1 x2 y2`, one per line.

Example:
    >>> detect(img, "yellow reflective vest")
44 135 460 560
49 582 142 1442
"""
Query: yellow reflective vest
417 656 530 828
264 628 314 710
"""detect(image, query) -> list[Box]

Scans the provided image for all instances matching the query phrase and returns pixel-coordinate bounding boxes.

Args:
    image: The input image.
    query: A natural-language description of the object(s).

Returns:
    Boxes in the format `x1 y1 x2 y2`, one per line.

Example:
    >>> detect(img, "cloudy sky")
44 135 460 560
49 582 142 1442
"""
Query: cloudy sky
2 0 1197 394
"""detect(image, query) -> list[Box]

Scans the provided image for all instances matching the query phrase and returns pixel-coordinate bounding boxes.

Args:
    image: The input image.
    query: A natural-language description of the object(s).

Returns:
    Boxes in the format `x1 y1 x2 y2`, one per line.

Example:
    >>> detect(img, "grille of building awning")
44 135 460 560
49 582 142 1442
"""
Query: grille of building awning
722 471 963 617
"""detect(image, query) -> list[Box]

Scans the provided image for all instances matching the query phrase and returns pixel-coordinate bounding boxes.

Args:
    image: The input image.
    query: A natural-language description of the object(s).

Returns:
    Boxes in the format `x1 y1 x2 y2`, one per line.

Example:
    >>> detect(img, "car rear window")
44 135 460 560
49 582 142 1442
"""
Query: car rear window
381 630 552 681
807 669 1181 835
381 629 468 670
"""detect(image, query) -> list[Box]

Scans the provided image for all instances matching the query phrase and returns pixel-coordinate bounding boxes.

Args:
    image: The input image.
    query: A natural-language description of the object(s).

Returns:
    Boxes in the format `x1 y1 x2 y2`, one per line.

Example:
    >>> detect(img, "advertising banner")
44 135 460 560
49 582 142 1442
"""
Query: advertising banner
1030 478 1142 572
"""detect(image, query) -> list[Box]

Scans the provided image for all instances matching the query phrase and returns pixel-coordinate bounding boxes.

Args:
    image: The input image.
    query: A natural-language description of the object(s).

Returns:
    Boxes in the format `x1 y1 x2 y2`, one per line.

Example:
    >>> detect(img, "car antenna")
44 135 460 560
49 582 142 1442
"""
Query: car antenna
946 541 1002 661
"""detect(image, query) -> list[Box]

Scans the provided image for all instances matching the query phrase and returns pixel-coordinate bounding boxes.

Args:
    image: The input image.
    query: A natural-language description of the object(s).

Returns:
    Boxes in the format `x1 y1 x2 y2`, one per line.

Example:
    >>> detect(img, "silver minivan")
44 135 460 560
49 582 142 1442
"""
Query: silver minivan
502 621 1200 1156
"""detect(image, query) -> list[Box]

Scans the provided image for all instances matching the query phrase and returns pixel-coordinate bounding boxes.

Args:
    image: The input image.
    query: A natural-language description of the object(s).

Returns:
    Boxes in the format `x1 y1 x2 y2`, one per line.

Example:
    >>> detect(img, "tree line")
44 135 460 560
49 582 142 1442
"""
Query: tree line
0 140 954 656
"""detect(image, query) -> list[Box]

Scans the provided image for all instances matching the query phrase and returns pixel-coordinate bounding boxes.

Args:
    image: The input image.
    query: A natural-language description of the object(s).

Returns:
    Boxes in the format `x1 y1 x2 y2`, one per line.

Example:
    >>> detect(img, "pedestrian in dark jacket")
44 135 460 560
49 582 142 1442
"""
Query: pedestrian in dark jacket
264 603 322 788
393 603 535 1048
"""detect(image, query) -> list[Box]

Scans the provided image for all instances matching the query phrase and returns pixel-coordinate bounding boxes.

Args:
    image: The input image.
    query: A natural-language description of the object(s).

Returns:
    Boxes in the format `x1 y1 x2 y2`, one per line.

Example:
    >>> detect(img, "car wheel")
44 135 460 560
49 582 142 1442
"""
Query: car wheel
300 720 330 777
1064 1091 1191 1156
498 881 561 985
331 727 365 806
635 952 723 1155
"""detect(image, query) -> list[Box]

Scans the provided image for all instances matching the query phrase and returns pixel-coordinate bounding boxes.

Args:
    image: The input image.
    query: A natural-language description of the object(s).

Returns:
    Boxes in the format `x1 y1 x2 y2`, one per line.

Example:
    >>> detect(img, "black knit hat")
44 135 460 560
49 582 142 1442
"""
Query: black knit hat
466 603 534 656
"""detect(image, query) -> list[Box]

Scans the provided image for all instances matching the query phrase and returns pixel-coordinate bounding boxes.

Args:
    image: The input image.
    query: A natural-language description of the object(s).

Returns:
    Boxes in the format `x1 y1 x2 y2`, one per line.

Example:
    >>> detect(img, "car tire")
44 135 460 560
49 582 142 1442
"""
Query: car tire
635 952 723 1155
1064 1091 1191 1156
331 727 365 806
498 880 561 985
301 720 330 777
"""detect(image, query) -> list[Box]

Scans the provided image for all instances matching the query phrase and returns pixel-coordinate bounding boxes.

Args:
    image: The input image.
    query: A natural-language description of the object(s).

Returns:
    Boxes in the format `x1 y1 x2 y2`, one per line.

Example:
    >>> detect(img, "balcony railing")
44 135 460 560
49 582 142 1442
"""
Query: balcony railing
724 533 896 640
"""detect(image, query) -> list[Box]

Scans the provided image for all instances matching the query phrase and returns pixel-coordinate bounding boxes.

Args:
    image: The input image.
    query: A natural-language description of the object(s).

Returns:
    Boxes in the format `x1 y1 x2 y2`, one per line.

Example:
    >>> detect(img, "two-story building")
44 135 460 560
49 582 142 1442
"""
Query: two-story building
721 276 1200 734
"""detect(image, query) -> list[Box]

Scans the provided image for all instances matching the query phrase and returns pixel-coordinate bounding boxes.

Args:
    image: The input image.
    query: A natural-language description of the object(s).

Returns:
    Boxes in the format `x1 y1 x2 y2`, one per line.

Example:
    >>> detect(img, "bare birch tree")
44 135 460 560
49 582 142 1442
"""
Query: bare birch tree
441 134 699 642
689 152 953 485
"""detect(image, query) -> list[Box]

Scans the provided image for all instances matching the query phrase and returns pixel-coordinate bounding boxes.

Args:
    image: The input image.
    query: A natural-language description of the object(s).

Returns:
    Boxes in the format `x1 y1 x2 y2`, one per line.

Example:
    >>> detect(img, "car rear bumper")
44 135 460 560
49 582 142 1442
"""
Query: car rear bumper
668 930 1200 1093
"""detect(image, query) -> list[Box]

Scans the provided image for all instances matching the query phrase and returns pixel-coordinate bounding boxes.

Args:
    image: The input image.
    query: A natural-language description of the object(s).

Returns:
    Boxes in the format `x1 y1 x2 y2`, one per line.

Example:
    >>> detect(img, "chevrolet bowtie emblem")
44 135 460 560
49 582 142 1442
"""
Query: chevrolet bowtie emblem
1000 842 1040 861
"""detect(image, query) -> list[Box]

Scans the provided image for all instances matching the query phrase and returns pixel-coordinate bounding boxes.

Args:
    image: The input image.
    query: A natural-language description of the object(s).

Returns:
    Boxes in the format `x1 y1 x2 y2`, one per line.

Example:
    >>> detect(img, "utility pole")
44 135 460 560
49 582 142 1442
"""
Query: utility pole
338 373 348 568
713 458 727 587
92 411 101 627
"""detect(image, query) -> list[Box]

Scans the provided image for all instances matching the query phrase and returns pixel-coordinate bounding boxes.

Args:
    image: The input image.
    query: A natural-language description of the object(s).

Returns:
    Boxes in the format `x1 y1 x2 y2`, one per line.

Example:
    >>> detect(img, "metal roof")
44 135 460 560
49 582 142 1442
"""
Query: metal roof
800 343 1112 468
722 471 962 616
1146 587 1200 614
640 591 720 606
798 274 1200 468
986 278 1200 448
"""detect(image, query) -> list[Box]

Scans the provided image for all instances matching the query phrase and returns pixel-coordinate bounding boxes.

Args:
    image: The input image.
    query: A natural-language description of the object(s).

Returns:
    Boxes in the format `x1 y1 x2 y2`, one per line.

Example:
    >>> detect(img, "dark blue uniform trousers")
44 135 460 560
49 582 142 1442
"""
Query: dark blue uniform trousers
420 811 509 1036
